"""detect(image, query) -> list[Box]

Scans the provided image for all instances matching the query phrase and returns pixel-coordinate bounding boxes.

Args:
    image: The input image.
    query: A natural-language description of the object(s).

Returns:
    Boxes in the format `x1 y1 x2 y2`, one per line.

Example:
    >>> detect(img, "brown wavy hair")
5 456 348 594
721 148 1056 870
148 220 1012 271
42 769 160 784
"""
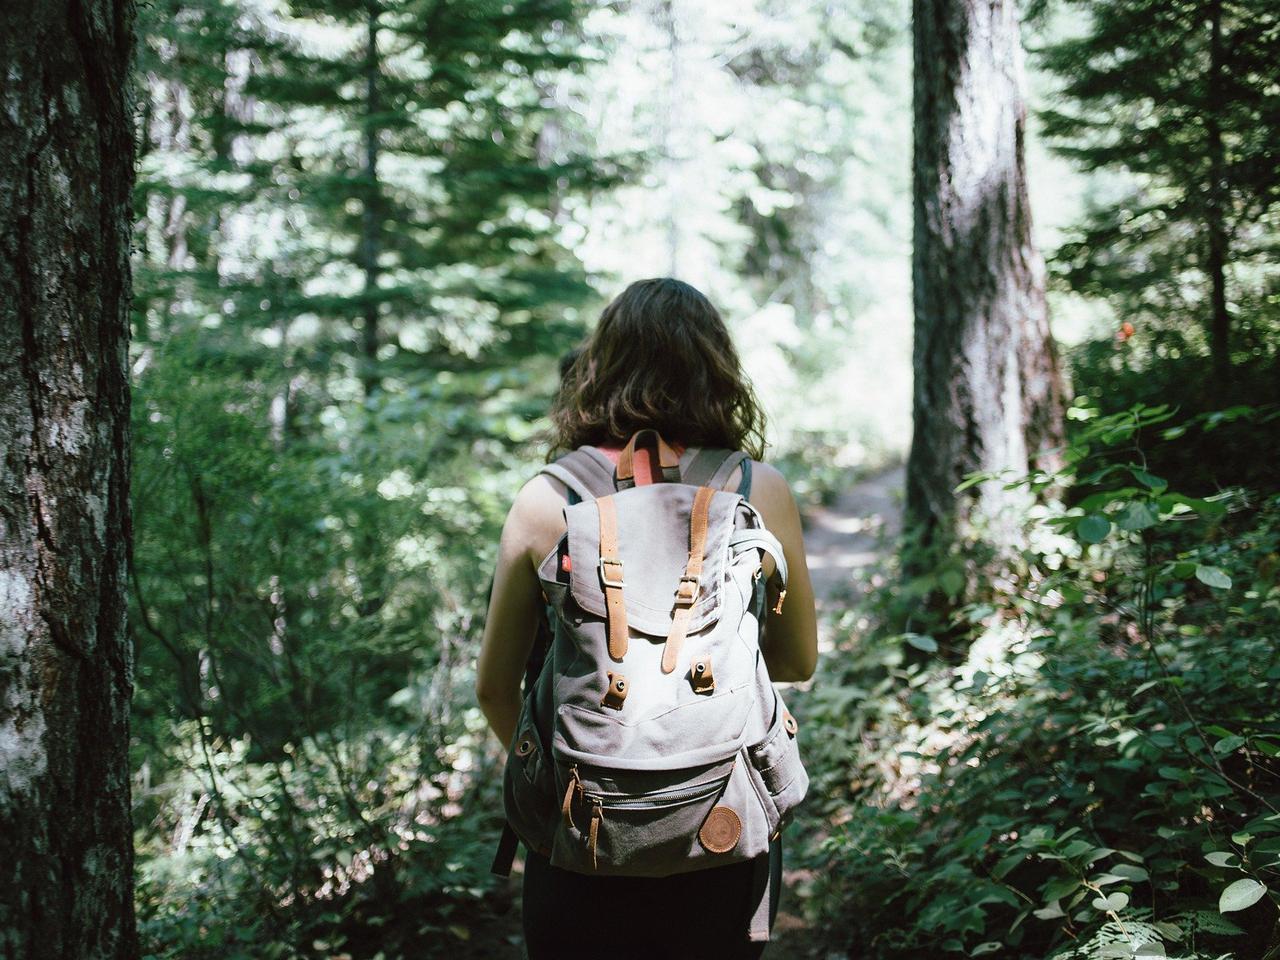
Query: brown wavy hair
549 278 767 459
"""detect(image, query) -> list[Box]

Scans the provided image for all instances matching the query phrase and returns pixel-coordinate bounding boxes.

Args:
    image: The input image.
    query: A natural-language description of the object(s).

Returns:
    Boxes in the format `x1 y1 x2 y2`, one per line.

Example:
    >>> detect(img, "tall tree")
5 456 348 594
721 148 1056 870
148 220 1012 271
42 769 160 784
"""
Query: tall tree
907 0 1064 554
1040 0 1280 382
0 1 139 958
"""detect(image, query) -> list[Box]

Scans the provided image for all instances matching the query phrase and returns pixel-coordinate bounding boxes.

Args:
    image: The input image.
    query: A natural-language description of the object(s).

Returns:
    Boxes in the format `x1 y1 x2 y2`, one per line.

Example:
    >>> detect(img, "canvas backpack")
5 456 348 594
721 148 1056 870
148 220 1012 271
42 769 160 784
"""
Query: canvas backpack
490 429 808 942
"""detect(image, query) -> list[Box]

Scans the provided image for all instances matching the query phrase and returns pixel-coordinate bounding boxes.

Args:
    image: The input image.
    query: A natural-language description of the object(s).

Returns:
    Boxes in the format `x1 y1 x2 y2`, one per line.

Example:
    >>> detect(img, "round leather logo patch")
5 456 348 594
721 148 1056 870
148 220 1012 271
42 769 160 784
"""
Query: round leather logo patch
698 805 742 854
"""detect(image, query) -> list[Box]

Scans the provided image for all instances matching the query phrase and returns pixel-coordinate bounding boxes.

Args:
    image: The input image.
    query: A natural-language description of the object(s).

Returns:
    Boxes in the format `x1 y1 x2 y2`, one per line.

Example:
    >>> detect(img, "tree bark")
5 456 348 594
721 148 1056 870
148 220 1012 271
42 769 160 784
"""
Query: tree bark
907 0 1064 551
0 2 139 958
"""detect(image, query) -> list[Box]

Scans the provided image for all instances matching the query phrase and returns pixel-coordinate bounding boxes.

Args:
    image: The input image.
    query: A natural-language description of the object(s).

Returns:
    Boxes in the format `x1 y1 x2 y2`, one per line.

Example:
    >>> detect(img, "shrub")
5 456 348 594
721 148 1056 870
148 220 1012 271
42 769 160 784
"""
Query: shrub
806 405 1280 960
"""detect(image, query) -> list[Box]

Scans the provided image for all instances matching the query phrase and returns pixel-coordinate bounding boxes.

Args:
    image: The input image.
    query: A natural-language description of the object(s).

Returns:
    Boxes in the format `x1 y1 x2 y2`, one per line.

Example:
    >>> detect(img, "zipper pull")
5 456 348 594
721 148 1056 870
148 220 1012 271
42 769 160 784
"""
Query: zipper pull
561 765 582 831
587 799 604 870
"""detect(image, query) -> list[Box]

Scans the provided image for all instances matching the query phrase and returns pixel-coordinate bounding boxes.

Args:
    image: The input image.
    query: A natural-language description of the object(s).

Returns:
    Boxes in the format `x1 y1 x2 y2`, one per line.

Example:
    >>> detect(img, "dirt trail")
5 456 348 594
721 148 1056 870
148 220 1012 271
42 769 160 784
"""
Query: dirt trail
803 464 905 612
766 463 905 958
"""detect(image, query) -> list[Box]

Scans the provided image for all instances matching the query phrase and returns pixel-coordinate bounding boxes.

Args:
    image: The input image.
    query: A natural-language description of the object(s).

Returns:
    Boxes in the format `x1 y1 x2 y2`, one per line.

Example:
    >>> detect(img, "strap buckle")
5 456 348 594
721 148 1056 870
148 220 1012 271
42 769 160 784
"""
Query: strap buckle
674 575 699 606
598 557 625 588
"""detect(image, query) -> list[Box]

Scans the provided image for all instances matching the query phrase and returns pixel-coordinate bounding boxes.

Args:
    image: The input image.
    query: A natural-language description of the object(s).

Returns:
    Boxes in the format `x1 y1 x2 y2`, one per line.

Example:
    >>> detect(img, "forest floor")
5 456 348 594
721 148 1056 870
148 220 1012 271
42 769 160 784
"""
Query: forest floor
483 464 906 959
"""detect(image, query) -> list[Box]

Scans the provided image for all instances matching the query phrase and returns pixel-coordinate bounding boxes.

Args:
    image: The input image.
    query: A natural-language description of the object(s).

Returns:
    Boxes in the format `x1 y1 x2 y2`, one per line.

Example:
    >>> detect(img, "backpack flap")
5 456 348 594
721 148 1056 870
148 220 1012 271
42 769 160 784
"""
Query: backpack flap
562 484 739 638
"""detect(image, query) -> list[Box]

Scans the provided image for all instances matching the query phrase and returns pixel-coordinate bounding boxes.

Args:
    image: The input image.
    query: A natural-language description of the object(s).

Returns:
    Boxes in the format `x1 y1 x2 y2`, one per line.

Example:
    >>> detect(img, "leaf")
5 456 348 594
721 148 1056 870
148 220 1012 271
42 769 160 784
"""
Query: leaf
1194 565 1232 589
1116 500 1159 531
1213 735 1246 756
1134 944 1166 957
1077 514 1111 543
1161 493 1227 517
1033 900 1066 920
939 568 965 597
1092 873 1126 886
1131 468 1168 491
903 633 938 653
1043 876 1080 901
1091 891 1129 912
1219 878 1267 913
969 943 1001 957
1111 864 1150 882
956 471 997 493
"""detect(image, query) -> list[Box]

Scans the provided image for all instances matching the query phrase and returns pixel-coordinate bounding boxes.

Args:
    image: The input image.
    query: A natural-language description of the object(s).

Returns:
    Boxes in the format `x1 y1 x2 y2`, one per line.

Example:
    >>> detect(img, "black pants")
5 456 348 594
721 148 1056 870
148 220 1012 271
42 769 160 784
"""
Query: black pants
521 839 782 960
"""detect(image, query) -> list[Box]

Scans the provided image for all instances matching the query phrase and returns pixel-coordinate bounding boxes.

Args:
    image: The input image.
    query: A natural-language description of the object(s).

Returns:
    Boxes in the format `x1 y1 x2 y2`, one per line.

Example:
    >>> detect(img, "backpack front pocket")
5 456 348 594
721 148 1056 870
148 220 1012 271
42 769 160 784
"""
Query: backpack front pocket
555 756 762 875
744 691 809 835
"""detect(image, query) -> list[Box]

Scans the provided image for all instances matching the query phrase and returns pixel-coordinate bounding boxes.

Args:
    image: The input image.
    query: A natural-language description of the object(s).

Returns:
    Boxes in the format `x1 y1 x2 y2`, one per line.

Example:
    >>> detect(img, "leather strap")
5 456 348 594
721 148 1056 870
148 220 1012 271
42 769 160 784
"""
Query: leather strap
661 485 716 673
490 822 519 877
690 655 715 694
616 429 681 489
747 841 774 941
597 495 628 660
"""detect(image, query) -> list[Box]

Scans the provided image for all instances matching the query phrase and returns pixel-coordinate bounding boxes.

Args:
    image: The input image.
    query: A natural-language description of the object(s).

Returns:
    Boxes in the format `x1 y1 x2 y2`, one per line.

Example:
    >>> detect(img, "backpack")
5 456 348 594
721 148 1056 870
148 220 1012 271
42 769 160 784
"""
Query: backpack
491 429 808 942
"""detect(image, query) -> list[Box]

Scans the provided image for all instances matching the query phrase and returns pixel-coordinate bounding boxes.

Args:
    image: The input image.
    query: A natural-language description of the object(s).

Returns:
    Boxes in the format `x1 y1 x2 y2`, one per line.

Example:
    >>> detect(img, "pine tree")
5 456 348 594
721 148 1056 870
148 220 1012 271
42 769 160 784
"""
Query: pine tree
245 0 604 397
1039 0 1280 380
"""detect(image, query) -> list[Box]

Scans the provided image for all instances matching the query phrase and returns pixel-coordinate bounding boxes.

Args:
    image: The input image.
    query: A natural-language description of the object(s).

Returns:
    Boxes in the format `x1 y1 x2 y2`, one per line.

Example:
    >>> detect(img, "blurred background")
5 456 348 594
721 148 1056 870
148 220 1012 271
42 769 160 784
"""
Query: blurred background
128 1 1279 957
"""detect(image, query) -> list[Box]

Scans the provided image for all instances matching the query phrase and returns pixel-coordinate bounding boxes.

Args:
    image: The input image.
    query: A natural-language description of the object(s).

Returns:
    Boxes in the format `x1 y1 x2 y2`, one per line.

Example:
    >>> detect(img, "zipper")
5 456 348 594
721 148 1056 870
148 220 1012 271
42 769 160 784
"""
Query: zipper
583 771 730 812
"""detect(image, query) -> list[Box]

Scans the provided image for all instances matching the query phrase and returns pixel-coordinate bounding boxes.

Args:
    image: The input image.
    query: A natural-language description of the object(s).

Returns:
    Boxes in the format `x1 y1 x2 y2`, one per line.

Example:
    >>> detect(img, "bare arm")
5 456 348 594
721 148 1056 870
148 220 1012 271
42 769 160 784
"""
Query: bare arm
475 475 566 747
747 462 818 682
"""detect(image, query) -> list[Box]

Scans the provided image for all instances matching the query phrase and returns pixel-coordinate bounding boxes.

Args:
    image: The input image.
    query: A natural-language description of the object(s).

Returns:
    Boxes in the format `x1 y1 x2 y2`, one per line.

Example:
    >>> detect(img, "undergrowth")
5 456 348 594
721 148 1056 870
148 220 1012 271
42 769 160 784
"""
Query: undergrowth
797 403 1280 960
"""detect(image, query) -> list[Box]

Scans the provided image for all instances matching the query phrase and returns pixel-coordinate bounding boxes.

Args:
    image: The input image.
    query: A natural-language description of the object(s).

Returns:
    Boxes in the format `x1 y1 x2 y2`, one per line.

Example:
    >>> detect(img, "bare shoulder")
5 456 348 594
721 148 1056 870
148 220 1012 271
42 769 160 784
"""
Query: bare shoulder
505 472 570 563
747 460 800 519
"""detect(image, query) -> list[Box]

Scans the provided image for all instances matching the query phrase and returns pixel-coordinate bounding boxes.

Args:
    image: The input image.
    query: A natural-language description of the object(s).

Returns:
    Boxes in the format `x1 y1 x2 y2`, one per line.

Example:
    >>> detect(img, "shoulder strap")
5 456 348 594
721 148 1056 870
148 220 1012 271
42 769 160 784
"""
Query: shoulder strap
682 448 750 491
538 447 618 502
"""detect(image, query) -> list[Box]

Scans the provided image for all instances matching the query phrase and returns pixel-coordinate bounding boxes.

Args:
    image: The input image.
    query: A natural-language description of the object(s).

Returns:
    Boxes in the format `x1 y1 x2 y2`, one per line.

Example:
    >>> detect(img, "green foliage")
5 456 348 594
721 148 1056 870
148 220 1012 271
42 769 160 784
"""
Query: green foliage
130 328 539 957
129 1 605 955
1036 0 1280 368
1067 341 1280 496
802 406 1280 959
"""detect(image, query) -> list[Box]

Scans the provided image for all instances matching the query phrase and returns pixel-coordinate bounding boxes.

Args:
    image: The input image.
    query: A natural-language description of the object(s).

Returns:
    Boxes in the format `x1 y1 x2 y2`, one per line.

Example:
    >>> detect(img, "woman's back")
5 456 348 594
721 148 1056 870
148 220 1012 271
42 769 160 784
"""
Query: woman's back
475 278 817 957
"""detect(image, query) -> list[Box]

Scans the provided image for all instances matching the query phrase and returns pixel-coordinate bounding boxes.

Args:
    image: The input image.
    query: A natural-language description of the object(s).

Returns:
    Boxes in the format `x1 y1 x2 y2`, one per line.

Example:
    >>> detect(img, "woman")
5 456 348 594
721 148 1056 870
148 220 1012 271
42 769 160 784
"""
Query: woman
476 277 817 958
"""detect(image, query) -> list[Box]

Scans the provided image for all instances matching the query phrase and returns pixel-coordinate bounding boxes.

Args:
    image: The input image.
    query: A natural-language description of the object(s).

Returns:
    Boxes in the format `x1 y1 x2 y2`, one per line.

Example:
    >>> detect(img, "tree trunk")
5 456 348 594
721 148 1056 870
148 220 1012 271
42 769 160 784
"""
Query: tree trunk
906 0 1064 551
0 2 139 958
360 0 382 398
1204 0 1232 382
